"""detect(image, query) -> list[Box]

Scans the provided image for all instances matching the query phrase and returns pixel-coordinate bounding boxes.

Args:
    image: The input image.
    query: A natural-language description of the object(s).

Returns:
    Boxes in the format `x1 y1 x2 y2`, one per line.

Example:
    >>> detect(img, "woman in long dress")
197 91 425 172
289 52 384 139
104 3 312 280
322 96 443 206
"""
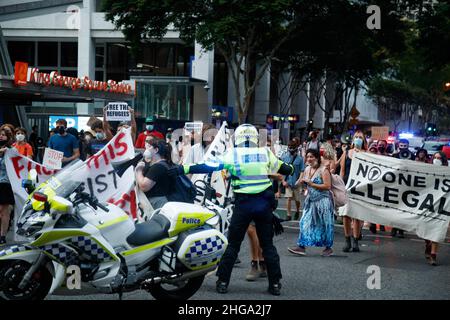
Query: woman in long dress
287 149 334 257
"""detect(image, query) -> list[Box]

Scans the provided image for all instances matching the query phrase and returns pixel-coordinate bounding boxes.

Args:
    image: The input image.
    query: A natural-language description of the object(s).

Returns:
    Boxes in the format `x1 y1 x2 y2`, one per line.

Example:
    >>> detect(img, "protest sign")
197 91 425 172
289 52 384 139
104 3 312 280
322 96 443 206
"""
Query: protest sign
105 102 131 122
339 152 450 242
42 148 64 169
371 126 389 140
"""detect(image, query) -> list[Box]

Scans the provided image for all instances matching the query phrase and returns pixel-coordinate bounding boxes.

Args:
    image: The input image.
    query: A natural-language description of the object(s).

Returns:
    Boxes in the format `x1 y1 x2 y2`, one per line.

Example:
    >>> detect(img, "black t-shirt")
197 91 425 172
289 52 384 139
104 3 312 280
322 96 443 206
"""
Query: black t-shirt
86 138 109 156
143 161 174 198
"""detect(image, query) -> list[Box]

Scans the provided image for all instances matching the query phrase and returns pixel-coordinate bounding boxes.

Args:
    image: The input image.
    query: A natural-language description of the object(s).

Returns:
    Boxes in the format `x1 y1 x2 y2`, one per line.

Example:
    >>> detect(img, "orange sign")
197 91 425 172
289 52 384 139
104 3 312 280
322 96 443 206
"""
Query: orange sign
14 61 28 86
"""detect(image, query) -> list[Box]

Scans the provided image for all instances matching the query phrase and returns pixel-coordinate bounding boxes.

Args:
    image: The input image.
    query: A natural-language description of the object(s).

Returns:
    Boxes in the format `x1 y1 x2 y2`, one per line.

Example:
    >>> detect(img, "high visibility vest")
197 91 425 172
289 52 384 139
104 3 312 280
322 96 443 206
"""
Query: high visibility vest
183 147 285 194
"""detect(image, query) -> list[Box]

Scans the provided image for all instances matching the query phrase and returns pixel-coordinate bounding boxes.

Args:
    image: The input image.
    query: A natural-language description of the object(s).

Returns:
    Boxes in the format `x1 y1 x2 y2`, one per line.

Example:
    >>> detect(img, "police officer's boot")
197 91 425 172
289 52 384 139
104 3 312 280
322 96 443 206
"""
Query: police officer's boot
259 260 267 278
268 282 282 296
216 280 228 294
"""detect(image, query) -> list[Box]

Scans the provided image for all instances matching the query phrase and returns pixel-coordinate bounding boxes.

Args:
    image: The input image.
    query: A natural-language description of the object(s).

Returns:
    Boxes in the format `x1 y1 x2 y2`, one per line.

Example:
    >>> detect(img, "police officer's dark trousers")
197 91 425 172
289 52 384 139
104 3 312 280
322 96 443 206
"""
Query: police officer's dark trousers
216 188 282 286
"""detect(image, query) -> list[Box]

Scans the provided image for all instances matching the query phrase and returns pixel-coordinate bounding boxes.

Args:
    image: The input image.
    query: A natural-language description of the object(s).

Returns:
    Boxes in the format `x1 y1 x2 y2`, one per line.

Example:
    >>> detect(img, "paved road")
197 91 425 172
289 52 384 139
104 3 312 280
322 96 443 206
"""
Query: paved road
47 221 450 300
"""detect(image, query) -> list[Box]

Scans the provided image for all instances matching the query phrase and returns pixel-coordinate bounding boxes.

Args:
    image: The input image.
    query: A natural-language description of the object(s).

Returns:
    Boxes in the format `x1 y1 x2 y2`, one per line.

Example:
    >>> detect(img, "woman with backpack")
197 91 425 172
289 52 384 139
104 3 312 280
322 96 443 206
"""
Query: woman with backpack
287 149 335 257
135 139 176 209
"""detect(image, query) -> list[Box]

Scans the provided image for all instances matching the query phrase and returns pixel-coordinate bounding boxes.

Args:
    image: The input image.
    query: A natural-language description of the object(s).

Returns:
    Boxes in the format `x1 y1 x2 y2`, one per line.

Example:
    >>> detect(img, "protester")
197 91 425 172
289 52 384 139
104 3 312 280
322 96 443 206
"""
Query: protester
135 116 164 148
47 119 80 166
423 151 449 266
0 128 14 245
13 127 33 159
136 139 175 210
393 138 415 160
339 130 367 252
85 119 113 158
415 148 429 163
320 141 337 173
0 124 15 141
306 130 320 152
280 139 305 221
376 140 388 156
183 123 216 165
288 148 334 257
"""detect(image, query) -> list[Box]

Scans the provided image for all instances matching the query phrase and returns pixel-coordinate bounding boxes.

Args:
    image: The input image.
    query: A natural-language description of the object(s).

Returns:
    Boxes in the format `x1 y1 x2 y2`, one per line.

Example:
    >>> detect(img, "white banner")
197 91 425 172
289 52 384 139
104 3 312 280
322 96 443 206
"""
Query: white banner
339 153 450 242
6 128 139 240
194 121 233 205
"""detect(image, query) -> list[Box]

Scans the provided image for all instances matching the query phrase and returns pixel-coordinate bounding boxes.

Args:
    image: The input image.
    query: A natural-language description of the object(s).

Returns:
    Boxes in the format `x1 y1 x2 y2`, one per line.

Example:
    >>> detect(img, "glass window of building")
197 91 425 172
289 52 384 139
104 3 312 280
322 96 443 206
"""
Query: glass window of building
7 41 35 65
106 43 129 81
60 42 78 67
37 42 58 67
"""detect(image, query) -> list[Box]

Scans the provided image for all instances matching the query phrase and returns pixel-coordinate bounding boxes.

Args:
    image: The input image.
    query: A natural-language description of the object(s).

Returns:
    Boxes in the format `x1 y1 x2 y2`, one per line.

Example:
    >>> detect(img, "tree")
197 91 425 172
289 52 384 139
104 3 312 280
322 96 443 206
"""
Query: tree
103 0 304 124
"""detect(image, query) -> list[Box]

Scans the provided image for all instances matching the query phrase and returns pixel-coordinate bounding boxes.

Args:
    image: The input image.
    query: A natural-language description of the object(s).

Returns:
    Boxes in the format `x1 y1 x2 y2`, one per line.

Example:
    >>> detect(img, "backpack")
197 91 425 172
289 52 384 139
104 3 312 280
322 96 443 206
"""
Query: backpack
328 171 348 207
167 174 197 204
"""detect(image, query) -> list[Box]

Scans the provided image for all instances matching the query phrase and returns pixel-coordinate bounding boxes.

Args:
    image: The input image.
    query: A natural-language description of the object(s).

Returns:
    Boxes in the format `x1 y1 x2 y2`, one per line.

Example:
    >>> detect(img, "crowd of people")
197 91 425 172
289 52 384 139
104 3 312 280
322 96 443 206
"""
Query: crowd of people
0 113 448 295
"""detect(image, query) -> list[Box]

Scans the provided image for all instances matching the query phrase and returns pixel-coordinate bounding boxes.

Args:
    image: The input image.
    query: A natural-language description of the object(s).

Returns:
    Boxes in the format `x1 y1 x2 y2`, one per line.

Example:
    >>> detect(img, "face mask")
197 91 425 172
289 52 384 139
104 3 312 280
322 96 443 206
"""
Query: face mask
433 159 442 166
146 125 154 131
378 146 385 153
0 140 7 147
57 126 66 135
399 146 408 151
143 149 152 160
96 132 105 140
353 138 363 149
16 134 25 142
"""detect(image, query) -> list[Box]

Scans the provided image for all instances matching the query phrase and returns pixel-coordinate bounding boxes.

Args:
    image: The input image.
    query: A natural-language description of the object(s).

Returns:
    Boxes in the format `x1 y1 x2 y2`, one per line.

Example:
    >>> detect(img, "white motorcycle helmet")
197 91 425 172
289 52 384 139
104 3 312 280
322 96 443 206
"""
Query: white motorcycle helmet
234 124 258 147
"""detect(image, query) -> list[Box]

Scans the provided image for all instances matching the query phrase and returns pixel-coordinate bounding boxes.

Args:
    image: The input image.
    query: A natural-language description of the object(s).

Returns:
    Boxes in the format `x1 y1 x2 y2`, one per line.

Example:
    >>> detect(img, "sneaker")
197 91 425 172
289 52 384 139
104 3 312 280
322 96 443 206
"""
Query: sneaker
259 261 267 278
288 246 306 256
245 261 260 281
216 281 228 294
321 248 334 257
268 283 282 296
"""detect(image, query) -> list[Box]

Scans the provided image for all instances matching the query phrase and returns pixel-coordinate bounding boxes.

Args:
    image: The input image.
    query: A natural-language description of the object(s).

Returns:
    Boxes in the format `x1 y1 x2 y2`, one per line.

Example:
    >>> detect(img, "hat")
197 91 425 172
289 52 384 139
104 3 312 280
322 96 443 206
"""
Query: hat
145 116 155 123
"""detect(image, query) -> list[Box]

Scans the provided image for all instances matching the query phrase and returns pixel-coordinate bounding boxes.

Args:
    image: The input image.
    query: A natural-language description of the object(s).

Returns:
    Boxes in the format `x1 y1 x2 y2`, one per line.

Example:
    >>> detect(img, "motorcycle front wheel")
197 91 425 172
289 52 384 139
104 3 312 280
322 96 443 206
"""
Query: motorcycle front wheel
0 260 52 300
147 275 205 301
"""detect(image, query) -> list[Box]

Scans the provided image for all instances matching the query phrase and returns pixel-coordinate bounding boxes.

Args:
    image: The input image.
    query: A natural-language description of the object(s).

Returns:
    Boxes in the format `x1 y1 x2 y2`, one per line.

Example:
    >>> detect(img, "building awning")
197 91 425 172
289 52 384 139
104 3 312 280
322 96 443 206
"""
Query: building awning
0 75 134 104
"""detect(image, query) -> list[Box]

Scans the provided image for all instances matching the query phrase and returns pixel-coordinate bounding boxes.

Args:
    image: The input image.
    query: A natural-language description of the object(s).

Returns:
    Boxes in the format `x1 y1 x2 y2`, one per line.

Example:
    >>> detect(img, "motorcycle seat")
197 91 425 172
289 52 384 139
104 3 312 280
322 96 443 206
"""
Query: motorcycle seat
127 214 171 246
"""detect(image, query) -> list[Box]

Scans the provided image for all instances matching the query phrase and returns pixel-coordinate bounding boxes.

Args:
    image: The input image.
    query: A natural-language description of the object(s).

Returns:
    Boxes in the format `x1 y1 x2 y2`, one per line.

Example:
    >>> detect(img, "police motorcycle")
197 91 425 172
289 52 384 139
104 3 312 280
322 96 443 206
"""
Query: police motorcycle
0 160 228 300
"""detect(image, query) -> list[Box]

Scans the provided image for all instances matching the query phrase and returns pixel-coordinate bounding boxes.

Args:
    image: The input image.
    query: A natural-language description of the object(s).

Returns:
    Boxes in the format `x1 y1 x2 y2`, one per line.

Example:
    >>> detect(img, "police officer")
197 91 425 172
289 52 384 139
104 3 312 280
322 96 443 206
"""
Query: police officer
170 124 294 295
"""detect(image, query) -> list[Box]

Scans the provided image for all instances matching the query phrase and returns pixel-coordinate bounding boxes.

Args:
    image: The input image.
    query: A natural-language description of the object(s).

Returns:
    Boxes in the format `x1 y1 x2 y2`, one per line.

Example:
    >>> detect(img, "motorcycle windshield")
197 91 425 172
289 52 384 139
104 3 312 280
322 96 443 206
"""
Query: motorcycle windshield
36 160 87 198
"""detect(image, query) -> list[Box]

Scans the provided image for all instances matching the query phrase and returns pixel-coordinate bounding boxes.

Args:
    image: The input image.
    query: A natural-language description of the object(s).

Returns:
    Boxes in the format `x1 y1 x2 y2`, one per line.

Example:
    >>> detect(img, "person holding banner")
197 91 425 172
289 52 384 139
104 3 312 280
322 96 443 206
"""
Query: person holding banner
136 139 175 210
424 151 448 266
288 149 335 257
0 128 14 245
339 130 368 252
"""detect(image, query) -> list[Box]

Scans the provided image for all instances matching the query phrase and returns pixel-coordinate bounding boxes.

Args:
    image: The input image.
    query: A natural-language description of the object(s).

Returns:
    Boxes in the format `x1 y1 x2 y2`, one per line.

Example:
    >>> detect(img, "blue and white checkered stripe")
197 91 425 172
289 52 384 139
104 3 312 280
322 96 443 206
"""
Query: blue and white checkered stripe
0 245 29 257
185 236 224 268
70 237 112 261
40 244 78 265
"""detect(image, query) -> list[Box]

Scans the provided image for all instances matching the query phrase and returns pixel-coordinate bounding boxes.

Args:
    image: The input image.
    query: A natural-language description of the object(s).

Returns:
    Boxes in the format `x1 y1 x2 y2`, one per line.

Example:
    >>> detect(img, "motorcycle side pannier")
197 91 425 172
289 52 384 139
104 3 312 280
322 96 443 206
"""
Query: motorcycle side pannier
174 226 228 270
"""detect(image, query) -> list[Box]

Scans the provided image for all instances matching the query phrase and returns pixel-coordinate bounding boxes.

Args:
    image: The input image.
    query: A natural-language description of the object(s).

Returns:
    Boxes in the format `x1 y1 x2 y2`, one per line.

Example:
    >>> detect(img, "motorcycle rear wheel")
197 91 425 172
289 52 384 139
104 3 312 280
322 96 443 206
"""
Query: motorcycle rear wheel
147 275 205 301
0 260 52 300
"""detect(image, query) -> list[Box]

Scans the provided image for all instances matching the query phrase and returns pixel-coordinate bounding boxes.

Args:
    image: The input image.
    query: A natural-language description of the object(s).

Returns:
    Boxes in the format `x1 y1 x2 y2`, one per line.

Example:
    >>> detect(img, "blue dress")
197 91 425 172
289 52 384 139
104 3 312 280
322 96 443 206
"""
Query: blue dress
298 174 334 248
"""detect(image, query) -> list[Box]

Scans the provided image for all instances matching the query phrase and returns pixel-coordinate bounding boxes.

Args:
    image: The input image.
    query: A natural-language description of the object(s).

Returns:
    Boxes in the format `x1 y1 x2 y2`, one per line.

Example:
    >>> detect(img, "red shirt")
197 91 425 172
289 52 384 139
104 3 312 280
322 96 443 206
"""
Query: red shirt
13 142 33 157
135 130 165 148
